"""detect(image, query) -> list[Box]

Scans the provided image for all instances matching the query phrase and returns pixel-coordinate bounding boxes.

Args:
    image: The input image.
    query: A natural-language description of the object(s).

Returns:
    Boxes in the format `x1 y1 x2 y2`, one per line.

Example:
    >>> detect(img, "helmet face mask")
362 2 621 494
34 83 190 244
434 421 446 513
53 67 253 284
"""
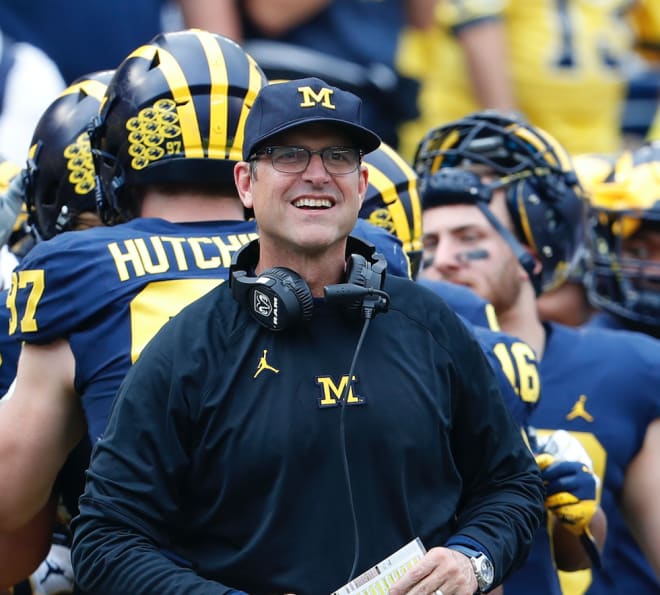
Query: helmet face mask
361 142 423 278
587 213 660 326
584 142 660 328
90 29 268 224
24 70 113 241
414 111 586 293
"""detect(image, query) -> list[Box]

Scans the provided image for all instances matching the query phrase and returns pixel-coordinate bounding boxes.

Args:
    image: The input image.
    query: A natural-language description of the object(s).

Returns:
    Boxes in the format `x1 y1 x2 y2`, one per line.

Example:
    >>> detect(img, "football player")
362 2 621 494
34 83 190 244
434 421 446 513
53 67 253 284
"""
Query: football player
579 142 660 590
534 153 618 328
583 141 660 340
0 69 112 592
414 112 648 595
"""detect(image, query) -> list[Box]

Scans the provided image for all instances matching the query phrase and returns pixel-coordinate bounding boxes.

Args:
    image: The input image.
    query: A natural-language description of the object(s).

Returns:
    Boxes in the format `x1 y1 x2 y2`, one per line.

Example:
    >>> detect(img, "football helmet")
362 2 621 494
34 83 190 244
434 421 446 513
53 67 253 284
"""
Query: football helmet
361 142 423 278
24 70 114 240
413 111 586 294
583 141 660 327
90 28 268 224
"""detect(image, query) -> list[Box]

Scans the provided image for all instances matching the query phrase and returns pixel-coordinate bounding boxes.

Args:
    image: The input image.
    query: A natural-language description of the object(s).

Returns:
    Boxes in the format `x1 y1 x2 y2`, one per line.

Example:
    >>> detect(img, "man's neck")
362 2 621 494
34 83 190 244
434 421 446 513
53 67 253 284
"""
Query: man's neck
256 241 348 298
497 291 547 360
140 192 245 222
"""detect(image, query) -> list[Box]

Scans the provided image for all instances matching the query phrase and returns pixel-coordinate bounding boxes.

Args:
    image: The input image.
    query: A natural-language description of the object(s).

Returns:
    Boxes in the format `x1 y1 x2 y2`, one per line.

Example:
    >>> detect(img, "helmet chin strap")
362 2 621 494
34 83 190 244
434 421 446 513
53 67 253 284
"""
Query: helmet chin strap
478 173 543 295
474 199 541 295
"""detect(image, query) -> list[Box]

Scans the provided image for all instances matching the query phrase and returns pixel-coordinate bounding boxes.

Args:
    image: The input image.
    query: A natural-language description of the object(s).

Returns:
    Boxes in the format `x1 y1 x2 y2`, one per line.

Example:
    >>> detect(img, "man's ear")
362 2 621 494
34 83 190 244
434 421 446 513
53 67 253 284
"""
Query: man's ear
521 247 542 281
357 164 368 208
234 161 253 210
531 250 543 276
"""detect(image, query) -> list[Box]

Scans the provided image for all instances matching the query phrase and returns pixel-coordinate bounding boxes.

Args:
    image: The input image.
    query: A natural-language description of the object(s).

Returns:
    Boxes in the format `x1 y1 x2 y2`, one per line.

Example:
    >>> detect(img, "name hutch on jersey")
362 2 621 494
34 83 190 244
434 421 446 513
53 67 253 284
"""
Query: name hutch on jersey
107 233 258 281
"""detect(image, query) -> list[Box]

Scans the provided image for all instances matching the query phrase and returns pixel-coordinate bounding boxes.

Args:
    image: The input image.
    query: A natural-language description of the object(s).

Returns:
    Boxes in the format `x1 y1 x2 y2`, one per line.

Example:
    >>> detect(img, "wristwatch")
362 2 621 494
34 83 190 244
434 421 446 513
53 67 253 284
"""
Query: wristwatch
468 552 494 593
447 545 494 593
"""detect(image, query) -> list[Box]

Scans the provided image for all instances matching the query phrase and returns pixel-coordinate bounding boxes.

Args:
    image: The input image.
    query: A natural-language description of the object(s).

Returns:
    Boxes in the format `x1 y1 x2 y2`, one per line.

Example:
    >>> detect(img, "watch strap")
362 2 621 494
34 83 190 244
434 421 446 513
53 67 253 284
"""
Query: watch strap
447 544 483 559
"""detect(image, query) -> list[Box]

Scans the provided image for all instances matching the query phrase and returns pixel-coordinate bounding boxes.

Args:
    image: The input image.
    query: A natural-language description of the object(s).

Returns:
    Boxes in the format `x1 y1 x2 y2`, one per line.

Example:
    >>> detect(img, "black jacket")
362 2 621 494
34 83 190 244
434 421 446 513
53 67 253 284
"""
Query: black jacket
72 275 544 594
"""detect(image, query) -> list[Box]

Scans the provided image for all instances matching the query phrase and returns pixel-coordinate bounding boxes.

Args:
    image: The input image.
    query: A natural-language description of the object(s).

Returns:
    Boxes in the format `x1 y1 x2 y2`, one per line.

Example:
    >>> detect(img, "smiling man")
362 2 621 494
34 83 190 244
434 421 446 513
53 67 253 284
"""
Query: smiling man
71 78 544 595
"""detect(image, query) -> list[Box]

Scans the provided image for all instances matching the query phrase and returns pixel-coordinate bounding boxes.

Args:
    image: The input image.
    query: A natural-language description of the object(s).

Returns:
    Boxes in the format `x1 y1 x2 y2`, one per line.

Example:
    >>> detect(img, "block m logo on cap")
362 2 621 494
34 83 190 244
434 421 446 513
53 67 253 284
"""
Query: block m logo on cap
298 86 336 110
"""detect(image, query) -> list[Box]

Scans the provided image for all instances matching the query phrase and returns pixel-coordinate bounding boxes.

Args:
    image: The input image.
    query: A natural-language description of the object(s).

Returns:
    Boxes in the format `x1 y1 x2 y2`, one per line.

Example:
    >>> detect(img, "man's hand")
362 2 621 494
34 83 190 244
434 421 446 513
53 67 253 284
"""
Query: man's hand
388 546 477 595
536 452 598 536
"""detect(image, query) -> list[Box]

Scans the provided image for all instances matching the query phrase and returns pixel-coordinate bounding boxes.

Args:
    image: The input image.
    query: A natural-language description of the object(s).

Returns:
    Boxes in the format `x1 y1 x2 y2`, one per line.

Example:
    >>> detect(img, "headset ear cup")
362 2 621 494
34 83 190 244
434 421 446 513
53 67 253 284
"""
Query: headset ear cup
344 254 370 312
258 267 314 329
230 239 314 330
345 254 369 285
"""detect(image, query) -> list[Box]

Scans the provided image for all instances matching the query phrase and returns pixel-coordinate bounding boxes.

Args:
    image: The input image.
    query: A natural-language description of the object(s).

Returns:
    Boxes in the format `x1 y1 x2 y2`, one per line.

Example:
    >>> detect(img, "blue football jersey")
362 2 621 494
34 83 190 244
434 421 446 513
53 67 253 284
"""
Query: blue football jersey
531 323 660 594
585 310 628 332
416 279 538 427
7 218 259 441
416 278 499 330
0 288 19 396
471 325 540 430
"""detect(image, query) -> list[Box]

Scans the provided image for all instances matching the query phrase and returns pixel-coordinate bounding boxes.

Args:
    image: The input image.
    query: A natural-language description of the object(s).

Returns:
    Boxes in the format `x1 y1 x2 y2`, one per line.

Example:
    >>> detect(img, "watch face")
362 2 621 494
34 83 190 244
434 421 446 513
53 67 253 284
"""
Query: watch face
478 556 494 585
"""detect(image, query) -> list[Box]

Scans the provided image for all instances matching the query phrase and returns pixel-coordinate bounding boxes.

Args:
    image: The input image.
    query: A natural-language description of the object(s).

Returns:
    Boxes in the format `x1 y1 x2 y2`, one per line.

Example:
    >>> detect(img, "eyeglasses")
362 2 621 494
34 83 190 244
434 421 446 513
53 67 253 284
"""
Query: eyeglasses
250 146 362 175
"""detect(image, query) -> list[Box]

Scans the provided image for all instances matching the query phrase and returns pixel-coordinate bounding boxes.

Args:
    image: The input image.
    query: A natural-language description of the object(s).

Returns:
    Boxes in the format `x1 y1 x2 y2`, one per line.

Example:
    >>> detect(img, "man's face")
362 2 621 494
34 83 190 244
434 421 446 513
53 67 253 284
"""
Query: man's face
623 224 660 260
621 222 660 291
419 193 527 312
235 124 367 257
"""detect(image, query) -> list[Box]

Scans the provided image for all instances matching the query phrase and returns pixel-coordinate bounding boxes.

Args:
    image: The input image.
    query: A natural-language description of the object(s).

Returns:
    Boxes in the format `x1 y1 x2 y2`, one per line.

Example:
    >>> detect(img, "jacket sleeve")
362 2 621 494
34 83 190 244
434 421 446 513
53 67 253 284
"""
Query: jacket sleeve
443 315 545 584
71 329 233 595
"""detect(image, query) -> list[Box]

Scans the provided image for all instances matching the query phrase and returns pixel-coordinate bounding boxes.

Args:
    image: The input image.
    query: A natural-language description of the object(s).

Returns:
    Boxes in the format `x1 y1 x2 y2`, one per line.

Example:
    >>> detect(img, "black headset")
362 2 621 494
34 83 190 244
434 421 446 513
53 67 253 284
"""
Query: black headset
230 236 389 331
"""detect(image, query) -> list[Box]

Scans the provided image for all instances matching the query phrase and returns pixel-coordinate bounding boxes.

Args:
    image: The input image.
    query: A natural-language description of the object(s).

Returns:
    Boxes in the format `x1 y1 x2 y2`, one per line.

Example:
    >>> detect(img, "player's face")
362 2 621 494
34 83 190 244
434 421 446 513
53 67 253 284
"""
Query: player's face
420 194 525 312
236 124 367 257
622 223 660 292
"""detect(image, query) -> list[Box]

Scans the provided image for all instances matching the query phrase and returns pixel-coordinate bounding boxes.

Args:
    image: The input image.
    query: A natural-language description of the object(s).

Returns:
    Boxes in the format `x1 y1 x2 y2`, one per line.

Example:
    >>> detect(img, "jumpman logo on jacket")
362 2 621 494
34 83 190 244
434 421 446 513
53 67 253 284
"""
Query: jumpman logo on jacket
254 349 280 378
566 395 594 422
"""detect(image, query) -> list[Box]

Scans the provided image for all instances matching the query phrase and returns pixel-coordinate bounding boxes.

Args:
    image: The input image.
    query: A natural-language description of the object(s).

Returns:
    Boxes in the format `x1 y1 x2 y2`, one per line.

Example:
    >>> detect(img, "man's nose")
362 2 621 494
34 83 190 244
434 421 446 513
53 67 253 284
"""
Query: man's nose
430 240 465 273
303 152 331 180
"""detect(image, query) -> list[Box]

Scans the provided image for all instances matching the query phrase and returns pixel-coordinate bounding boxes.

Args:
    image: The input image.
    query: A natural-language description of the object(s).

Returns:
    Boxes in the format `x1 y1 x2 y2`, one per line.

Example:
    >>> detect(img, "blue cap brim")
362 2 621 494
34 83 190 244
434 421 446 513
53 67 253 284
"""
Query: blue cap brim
245 117 381 159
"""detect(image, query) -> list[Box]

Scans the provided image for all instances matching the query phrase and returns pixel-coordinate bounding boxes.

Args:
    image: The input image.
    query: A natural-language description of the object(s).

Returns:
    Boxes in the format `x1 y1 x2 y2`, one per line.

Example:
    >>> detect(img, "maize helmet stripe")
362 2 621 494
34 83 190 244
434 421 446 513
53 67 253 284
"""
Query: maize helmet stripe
366 143 423 246
382 142 423 248
24 70 113 240
366 167 412 243
362 142 424 277
512 124 573 173
199 31 230 160
514 184 538 254
128 44 203 159
60 78 107 103
406 175 422 253
431 129 461 175
232 55 266 162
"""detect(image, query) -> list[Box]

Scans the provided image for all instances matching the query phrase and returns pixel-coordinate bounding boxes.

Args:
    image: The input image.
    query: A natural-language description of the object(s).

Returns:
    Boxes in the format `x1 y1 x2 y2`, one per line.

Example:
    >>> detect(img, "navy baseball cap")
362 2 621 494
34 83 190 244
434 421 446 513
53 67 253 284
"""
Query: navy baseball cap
242 77 381 160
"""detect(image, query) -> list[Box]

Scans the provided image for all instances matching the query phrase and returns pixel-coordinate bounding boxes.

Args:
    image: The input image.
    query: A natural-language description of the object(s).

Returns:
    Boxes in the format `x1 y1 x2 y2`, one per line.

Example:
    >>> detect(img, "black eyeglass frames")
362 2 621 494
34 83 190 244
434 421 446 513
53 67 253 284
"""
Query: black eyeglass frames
249 146 362 175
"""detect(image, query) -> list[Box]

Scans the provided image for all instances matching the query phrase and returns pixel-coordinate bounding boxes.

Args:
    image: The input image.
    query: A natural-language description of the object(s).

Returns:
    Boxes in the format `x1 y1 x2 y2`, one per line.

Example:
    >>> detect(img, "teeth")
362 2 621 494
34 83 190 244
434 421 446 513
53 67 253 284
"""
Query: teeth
293 198 332 208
